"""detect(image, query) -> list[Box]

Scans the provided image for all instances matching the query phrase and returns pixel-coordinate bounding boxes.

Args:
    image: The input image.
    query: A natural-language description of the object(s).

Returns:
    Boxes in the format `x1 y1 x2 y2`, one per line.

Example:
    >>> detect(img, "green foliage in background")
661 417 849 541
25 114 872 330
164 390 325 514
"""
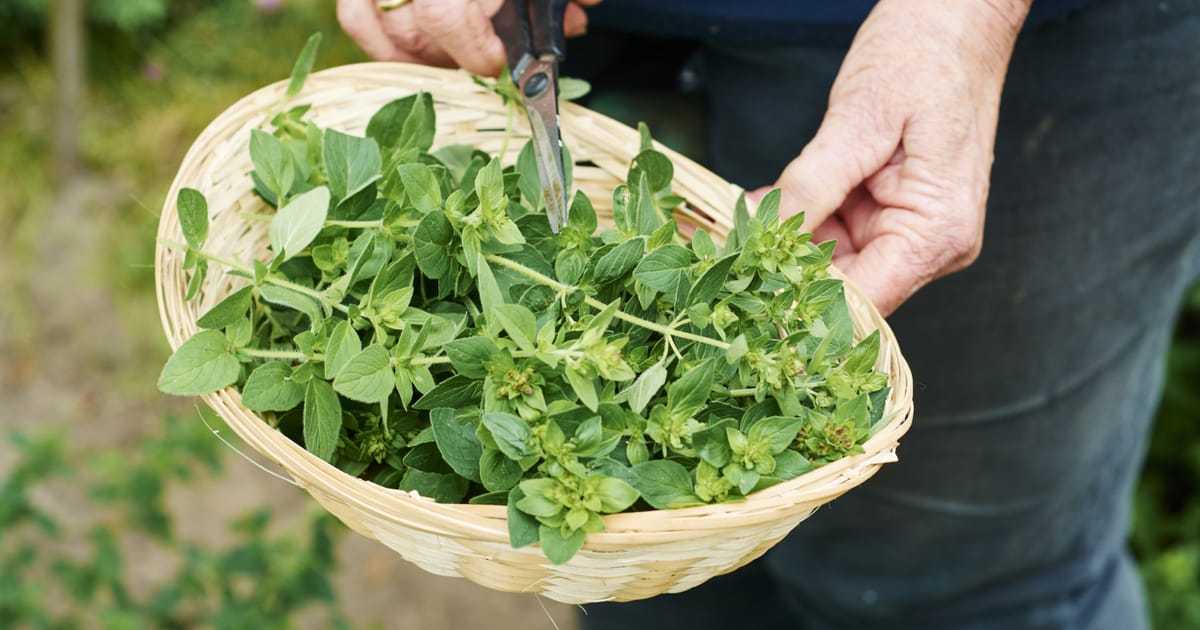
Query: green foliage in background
1133 284 1200 628
0 417 350 629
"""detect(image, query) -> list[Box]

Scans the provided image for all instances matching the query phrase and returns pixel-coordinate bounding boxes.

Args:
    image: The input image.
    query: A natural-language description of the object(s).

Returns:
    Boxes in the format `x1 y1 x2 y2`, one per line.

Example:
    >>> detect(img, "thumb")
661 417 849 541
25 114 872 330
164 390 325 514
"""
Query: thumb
776 109 898 233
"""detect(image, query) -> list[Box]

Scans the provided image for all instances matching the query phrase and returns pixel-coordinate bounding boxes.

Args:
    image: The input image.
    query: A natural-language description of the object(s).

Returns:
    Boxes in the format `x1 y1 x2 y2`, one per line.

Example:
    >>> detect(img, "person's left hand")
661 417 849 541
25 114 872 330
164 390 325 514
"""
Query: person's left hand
337 0 601 76
760 0 1030 316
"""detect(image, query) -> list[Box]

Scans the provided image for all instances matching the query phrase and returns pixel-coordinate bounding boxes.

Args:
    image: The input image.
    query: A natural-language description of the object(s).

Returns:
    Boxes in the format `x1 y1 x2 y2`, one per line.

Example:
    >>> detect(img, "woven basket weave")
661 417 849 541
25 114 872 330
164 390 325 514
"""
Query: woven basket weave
155 62 914 605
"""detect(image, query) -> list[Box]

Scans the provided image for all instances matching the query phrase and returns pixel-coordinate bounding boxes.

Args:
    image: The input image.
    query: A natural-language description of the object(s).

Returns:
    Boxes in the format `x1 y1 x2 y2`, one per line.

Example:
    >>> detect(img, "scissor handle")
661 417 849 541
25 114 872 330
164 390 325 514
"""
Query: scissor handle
493 0 569 74
528 0 568 60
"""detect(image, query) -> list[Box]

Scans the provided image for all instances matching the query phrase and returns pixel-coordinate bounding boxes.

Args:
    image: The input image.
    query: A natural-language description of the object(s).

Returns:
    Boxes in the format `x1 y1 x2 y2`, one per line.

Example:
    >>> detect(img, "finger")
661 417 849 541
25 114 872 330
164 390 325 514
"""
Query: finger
413 0 507 76
337 0 404 61
838 230 930 316
573 0 604 6
775 109 897 234
564 3 589 37
379 5 455 66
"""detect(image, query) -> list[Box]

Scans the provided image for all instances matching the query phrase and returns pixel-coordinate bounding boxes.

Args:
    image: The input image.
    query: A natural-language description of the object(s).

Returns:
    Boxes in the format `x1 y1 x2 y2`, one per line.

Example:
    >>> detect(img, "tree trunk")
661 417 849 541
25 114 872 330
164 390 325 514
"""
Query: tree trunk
51 0 85 182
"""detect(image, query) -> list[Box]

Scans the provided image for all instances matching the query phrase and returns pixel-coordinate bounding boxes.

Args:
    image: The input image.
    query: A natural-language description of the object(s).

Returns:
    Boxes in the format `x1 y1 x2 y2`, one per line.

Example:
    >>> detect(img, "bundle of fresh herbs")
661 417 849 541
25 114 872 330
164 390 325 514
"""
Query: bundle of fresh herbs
157 37 891 564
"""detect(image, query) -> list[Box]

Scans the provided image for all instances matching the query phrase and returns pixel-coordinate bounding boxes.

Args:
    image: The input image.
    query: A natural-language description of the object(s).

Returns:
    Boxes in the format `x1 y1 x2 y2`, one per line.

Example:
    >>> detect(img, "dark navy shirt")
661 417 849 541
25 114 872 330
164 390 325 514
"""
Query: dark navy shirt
589 1 1096 45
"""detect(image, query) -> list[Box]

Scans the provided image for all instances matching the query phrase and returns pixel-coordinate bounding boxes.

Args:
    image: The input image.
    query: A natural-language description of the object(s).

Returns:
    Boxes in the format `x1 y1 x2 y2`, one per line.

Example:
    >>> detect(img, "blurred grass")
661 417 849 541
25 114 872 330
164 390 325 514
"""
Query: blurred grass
0 0 1196 627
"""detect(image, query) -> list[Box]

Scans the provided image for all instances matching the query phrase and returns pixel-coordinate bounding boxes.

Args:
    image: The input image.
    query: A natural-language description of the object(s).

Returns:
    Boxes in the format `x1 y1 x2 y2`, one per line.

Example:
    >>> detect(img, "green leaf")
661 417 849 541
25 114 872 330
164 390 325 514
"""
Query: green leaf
413 375 483 409
593 476 640 513
433 144 476 183
693 418 735 468
569 189 598 234
728 193 751 252
241 361 305 412
844 330 881 375
367 92 436 152
491 217 525 245
516 479 562 517
269 186 330 261
689 253 738 306
507 487 541 548
250 129 296 203
257 283 323 323
629 150 674 195
323 129 382 203
475 158 506 214
225 316 252 347
476 257 504 312
633 244 692 293
323 320 362 379
756 188 782 226
185 259 206 300
593 237 644 284
725 334 749 364
557 77 591 101
623 360 667 415
286 33 322 98
412 211 454 279
443 337 498 379
633 172 662 236
748 416 805 455
482 412 535 459
772 450 813 480
691 228 716 260
303 379 341 462
565 367 599 412
481 448 523 492
835 393 871 426
539 525 586 565
492 304 537 352
397 163 442 214
555 249 585 285
196 286 252 329
637 122 654 153
332 345 394 403
403 442 453 474
177 188 208 249
666 358 716 419
430 408 483 483
157 331 239 396
724 463 760 495
631 460 703 509
398 469 469 503
516 141 542 210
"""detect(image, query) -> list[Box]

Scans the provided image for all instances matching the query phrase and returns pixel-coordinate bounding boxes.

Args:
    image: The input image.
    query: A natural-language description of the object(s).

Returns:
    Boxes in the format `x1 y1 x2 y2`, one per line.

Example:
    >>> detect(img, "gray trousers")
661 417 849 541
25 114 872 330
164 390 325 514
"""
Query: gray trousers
578 0 1200 627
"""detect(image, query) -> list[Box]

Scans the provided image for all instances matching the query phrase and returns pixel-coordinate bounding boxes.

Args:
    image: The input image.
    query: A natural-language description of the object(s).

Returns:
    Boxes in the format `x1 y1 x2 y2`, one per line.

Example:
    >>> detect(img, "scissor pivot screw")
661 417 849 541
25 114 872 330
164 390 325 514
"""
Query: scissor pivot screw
523 72 550 99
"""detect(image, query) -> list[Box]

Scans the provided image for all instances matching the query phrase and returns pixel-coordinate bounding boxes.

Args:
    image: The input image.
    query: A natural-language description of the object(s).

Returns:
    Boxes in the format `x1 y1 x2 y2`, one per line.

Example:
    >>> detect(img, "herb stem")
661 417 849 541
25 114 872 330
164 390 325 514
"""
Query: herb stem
240 348 323 361
278 118 308 138
727 388 757 397
325 219 382 229
409 355 452 366
483 254 731 351
160 239 349 314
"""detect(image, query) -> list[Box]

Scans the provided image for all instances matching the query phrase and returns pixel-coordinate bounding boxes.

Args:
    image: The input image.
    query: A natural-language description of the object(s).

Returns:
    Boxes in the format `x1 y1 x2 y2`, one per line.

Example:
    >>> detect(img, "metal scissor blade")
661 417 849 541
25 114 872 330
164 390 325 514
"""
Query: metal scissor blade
515 56 569 233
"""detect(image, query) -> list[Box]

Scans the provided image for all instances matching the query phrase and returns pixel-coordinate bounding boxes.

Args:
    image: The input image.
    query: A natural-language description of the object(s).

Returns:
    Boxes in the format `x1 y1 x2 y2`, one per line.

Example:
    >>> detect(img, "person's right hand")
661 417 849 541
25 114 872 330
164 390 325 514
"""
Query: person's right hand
337 0 600 76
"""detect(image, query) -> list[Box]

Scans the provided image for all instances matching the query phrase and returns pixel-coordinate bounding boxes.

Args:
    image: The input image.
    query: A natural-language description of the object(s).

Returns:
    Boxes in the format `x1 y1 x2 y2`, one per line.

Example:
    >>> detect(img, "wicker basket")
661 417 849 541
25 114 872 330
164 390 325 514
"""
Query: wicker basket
155 62 914 605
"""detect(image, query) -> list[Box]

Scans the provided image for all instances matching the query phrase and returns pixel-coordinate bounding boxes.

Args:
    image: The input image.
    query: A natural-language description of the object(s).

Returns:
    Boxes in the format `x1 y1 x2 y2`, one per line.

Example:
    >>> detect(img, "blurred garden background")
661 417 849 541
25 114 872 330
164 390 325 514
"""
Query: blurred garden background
0 1 1197 628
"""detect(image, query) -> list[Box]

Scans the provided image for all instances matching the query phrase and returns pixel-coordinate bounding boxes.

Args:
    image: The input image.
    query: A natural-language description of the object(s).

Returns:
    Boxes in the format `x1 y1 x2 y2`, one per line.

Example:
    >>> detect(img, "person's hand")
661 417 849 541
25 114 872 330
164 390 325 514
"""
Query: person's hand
337 0 601 76
771 0 1030 315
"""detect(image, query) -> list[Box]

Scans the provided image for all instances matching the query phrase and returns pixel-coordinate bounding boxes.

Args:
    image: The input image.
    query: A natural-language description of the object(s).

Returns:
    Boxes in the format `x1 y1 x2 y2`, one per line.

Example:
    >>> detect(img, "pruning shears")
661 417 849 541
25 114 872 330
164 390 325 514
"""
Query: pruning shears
492 0 570 233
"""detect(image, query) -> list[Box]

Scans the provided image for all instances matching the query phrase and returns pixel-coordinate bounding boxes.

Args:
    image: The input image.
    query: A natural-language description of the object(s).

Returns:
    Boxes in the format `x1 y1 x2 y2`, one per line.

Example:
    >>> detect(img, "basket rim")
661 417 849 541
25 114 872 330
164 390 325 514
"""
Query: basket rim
155 61 915 549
